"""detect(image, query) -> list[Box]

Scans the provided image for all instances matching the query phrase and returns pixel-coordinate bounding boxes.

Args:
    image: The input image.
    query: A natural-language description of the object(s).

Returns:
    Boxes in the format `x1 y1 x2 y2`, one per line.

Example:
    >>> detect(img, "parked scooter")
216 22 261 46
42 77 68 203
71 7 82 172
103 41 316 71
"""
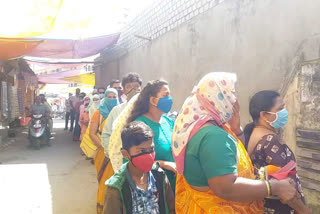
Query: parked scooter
29 114 51 149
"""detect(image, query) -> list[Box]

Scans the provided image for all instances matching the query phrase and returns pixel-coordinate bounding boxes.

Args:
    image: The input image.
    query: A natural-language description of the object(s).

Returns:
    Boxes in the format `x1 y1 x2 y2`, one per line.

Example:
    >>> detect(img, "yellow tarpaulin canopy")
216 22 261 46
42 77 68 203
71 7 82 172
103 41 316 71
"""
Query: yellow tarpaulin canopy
1 0 154 38
62 72 95 85
1 0 92 38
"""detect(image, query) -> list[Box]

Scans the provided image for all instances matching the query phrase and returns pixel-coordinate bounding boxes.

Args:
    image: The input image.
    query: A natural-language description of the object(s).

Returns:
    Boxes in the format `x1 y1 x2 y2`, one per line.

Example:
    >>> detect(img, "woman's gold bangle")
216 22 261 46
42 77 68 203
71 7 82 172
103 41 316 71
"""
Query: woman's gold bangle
265 180 271 197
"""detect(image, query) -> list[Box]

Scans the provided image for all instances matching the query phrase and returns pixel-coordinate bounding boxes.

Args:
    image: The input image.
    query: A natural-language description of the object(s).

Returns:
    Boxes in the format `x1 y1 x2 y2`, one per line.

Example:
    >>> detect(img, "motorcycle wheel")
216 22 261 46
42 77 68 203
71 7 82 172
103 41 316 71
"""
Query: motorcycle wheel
45 130 51 147
35 139 41 150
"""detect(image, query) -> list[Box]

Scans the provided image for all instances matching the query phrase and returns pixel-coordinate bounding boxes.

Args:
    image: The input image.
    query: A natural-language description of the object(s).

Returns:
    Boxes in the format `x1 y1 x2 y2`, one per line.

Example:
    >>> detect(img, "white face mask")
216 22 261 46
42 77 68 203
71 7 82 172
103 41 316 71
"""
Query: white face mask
92 100 100 106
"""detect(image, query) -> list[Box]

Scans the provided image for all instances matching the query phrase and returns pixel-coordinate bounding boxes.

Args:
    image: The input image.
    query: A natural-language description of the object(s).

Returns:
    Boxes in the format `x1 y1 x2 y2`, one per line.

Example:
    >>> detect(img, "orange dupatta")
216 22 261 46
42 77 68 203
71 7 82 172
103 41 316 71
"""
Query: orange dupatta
175 125 263 214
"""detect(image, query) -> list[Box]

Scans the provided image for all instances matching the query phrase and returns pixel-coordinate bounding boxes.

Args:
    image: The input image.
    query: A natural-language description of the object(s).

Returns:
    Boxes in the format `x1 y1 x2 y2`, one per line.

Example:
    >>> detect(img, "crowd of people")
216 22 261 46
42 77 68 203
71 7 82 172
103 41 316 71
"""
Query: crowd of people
64 72 310 214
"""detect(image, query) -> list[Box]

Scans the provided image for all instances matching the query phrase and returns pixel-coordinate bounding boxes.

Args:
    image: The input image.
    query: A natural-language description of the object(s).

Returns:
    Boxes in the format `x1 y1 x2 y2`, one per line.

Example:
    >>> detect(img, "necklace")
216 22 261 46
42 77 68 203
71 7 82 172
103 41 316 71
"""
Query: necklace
255 125 276 133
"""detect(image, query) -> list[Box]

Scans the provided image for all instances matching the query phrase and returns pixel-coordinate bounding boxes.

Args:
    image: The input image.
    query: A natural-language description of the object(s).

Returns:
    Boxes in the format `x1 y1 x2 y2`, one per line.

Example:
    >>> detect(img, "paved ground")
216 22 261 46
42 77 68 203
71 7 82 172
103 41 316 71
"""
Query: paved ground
0 119 97 214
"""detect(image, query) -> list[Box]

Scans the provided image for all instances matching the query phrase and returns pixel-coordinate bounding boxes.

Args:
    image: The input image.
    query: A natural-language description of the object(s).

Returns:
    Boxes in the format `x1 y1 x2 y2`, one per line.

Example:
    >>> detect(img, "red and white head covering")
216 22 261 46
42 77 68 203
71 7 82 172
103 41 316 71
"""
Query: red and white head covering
172 72 237 175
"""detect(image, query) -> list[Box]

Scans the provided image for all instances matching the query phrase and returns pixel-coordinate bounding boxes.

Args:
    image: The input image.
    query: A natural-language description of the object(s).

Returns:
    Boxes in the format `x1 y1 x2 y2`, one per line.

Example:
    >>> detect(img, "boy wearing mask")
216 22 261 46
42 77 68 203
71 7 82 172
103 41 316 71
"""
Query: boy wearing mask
103 121 175 214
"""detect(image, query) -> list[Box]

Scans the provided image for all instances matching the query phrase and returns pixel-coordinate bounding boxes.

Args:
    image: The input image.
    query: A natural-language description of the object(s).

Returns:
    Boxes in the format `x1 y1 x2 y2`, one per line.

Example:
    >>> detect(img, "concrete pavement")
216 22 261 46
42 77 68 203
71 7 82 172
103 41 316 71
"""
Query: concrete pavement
0 119 97 214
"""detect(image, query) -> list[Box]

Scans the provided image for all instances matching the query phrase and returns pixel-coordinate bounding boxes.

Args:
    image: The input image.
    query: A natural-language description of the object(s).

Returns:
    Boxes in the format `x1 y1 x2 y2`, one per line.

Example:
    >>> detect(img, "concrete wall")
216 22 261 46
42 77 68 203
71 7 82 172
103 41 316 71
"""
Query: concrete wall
282 76 299 153
96 0 320 210
97 0 320 125
94 61 120 88
282 35 320 213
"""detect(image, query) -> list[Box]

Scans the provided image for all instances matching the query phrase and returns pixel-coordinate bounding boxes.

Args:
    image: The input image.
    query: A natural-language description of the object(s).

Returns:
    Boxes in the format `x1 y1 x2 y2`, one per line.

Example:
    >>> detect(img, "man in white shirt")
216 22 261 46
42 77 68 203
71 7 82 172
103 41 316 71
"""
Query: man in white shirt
101 73 142 156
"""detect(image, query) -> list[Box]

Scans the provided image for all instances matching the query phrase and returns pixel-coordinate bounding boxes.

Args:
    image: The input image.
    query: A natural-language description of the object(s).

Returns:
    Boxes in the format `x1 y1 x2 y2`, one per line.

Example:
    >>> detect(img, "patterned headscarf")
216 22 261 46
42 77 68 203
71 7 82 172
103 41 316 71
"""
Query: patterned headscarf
83 96 90 105
80 96 90 115
87 94 100 109
98 88 119 118
172 72 237 175
88 94 101 118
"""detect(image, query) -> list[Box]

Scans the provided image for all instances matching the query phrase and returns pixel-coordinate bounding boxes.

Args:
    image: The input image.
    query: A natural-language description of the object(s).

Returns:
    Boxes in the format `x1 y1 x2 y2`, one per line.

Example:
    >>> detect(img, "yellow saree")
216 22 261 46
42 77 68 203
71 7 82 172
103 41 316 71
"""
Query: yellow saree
94 149 114 213
92 114 114 214
175 125 263 214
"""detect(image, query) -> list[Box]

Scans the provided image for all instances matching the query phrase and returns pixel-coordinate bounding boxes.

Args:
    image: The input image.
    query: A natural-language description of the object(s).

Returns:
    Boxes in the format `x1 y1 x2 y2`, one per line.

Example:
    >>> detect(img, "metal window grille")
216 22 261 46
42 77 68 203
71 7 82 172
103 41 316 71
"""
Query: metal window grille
101 0 225 63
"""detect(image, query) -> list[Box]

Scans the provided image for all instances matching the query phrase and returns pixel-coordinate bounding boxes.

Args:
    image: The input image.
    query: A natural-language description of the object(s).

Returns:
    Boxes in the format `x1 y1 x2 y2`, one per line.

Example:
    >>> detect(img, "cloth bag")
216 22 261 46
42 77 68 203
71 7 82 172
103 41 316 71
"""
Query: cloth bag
80 126 98 158
80 114 105 158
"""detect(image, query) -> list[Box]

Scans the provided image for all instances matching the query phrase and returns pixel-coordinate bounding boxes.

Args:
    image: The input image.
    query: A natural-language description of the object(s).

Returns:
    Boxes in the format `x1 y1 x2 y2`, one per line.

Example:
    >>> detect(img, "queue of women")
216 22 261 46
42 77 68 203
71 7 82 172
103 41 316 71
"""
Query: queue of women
78 72 310 214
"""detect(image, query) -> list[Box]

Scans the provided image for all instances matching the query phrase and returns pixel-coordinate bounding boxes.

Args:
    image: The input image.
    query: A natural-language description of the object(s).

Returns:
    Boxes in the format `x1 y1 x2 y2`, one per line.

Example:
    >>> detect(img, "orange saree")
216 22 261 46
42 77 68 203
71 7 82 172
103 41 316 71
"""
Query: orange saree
91 110 115 214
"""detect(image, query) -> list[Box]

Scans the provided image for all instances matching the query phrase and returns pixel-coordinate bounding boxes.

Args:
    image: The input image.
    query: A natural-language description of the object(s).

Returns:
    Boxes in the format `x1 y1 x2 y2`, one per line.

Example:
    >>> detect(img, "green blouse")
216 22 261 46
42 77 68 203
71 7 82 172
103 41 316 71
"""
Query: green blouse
183 126 238 187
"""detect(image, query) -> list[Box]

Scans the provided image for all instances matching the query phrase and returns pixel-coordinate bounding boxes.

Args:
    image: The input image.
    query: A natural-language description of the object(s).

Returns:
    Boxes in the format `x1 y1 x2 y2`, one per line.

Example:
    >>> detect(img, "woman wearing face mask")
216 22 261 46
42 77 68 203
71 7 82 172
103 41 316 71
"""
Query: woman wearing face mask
78 96 91 141
244 91 309 214
89 88 119 214
172 72 298 214
127 80 177 193
89 94 100 119
79 96 91 116
79 102 90 141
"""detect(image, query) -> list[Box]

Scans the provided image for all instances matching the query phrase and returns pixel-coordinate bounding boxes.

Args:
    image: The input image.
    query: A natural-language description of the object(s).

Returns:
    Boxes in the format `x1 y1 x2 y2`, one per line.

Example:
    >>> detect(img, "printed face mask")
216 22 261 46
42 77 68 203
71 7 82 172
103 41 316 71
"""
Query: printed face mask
267 108 288 129
126 87 140 101
156 96 173 113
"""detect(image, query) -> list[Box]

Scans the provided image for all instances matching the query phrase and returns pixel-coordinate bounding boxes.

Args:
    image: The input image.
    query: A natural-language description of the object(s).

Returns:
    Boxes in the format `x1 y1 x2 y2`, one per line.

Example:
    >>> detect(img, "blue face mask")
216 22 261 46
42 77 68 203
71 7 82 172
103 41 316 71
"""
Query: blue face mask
104 98 118 111
268 109 288 129
156 96 173 113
